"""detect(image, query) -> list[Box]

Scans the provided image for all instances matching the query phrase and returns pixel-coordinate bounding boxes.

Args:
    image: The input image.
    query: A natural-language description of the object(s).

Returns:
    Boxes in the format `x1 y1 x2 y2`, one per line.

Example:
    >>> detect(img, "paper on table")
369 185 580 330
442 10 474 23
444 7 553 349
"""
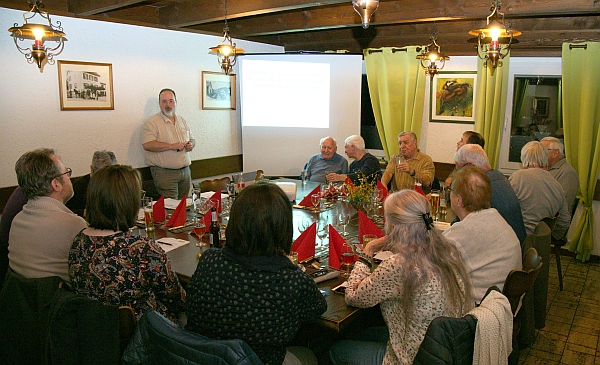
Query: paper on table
200 192 229 199
163 198 193 210
156 237 189 253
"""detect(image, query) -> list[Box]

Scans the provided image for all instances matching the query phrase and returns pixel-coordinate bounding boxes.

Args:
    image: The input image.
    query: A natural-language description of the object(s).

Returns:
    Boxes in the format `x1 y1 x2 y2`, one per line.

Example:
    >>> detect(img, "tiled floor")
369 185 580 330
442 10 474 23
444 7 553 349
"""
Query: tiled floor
518 252 600 365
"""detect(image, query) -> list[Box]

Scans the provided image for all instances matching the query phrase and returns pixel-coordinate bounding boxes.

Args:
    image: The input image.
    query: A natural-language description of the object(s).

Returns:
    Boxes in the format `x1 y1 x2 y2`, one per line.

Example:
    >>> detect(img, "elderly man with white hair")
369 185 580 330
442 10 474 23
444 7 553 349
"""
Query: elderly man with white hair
303 136 348 184
509 141 570 240
541 136 579 212
327 135 380 185
453 144 527 245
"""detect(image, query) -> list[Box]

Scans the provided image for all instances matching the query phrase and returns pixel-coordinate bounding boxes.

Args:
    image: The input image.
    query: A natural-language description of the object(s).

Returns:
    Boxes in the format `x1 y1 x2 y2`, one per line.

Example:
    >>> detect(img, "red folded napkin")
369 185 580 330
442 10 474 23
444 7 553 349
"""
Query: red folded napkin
291 222 316 262
153 196 166 223
414 184 427 197
166 195 187 227
297 185 321 207
204 191 222 213
377 180 388 201
344 176 354 187
328 224 345 269
358 210 385 244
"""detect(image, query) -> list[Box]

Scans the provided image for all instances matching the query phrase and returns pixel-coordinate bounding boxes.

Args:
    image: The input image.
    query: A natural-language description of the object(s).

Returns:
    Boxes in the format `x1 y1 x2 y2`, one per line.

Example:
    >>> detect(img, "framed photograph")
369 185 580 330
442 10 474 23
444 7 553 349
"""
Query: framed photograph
430 71 477 123
57 60 114 111
202 71 236 110
533 97 549 117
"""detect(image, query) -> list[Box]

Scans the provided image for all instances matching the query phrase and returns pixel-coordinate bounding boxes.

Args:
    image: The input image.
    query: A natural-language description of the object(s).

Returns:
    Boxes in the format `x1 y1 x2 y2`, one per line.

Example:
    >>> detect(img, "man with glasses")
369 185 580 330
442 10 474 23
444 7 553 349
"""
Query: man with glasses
8 148 86 281
541 137 579 212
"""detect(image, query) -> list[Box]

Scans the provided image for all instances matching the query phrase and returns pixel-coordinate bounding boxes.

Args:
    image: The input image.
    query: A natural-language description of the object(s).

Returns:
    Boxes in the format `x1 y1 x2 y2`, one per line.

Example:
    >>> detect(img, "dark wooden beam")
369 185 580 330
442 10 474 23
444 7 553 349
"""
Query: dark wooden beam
67 0 148 16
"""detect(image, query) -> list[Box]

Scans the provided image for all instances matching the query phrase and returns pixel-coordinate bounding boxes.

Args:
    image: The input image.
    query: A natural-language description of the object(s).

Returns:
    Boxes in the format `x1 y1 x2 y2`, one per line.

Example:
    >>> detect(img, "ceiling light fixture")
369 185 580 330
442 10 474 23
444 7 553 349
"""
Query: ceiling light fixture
352 0 379 29
416 30 449 78
8 0 67 72
209 0 244 75
468 0 521 68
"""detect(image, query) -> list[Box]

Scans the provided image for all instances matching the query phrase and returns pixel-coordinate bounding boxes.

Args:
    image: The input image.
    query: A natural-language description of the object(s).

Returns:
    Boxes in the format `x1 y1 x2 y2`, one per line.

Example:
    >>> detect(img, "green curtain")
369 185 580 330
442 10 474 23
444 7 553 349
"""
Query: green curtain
562 42 600 262
512 78 529 125
556 80 563 130
474 55 511 169
364 47 427 160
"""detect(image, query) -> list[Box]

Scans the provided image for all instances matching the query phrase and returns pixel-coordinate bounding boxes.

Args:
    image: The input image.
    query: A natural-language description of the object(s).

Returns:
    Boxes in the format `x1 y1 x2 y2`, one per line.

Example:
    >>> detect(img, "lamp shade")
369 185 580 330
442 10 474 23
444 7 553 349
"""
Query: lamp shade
352 0 379 29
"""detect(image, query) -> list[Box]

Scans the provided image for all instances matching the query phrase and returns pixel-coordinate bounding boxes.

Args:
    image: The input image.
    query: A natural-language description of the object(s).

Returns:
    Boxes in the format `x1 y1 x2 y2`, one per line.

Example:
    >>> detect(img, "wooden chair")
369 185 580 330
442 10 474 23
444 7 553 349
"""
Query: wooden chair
197 176 230 192
544 198 578 291
502 247 542 365
518 221 552 348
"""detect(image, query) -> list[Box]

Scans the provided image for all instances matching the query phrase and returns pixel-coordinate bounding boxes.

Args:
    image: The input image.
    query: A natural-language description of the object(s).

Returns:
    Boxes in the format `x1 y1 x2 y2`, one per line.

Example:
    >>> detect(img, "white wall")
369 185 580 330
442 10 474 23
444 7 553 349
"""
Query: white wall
0 7 282 187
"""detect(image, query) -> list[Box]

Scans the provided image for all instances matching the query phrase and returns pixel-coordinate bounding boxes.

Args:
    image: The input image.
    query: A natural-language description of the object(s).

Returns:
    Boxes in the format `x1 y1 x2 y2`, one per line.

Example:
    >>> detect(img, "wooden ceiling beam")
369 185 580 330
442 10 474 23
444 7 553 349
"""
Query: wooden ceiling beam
67 0 148 16
159 0 350 28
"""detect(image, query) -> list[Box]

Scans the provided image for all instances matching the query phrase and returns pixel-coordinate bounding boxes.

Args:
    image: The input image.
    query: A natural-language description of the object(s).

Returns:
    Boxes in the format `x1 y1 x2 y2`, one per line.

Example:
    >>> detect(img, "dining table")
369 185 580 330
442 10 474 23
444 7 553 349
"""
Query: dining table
141 178 455 334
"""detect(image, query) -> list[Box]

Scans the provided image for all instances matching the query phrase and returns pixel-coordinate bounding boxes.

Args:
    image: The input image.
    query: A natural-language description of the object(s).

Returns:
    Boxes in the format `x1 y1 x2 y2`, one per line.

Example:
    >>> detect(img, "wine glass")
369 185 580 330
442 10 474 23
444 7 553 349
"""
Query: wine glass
338 213 350 237
340 242 356 277
316 219 328 252
297 217 311 234
311 193 320 211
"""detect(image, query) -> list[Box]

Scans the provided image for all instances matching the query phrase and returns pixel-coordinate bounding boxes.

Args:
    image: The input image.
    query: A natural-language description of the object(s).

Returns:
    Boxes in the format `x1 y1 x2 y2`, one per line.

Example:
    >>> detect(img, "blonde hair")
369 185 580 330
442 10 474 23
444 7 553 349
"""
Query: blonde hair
384 190 473 321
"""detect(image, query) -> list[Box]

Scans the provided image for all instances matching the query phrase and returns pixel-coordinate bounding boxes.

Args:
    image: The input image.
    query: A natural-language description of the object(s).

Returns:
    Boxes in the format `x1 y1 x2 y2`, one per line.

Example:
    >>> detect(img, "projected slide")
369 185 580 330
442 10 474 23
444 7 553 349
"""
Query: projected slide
241 60 330 128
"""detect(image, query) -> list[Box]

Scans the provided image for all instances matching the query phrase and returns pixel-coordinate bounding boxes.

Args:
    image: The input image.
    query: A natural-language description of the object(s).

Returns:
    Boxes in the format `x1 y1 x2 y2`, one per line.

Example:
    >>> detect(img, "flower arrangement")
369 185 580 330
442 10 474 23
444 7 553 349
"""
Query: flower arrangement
343 174 376 205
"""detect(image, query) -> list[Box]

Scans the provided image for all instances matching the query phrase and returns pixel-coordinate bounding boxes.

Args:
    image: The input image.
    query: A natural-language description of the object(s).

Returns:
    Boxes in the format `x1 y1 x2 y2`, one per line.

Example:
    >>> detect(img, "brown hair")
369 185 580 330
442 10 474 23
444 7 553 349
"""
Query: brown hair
451 166 491 212
15 148 61 200
86 165 141 231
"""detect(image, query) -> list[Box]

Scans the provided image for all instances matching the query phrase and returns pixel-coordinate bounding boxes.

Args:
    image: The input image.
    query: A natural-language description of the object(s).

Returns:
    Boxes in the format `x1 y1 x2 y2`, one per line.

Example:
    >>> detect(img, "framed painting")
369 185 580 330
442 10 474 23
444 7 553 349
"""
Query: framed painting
57 60 114 110
202 71 236 110
533 97 549 117
430 71 477 123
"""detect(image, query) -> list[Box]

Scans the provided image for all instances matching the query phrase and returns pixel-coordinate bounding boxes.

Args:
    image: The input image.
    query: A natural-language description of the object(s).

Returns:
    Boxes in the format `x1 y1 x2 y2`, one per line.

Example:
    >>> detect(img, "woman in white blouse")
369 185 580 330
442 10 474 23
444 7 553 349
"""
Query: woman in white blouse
329 189 473 365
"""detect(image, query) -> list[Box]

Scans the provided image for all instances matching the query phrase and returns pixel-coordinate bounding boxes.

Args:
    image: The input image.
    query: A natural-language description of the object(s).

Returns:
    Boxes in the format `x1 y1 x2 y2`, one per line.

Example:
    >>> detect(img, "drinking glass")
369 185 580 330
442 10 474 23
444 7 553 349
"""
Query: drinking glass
340 242 356 277
191 187 201 213
287 251 299 265
338 213 350 237
362 234 377 249
311 193 320 211
298 217 311 234
142 197 154 231
193 218 206 239
316 219 328 252
430 189 440 220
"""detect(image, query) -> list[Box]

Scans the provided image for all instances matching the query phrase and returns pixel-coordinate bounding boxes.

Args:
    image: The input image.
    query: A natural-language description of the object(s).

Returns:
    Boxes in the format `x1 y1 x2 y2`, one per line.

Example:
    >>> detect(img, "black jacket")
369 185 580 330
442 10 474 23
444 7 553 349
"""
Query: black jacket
412 314 477 365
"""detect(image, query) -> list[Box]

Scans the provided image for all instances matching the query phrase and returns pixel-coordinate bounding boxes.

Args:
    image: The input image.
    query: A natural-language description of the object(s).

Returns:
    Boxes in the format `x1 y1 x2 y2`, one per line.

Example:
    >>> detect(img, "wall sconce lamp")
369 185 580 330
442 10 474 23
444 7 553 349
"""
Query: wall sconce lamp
8 0 66 72
416 32 449 78
468 0 520 68
352 0 379 29
209 0 244 75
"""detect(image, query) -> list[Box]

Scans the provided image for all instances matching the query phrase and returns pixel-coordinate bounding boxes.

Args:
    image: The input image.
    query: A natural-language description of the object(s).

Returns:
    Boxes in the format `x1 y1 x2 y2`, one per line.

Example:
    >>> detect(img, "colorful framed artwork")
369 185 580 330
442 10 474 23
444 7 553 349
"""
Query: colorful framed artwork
430 71 477 123
202 71 236 110
57 60 114 110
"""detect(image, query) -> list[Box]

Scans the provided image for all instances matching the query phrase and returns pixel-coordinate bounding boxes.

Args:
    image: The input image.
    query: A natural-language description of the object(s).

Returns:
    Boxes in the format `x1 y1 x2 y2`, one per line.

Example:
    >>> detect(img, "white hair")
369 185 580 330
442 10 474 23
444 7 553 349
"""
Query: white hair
320 136 337 147
345 135 365 151
454 144 491 170
521 141 549 168
541 136 564 158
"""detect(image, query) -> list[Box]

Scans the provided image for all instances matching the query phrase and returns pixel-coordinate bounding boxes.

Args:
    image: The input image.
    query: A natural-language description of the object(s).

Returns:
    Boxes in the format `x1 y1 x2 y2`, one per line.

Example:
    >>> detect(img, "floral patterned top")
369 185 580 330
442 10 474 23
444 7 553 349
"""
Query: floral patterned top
68 230 186 323
346 256 467 365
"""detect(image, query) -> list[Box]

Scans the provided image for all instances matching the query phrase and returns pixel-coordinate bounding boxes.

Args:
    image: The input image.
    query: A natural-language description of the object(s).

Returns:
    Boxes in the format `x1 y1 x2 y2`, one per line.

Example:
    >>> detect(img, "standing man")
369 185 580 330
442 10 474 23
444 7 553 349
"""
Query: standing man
541 137 579 212
142 88 195 199
381 131 435 191
304 136 348 184
453 144 527 245
66 150 117 217
8 149 87 281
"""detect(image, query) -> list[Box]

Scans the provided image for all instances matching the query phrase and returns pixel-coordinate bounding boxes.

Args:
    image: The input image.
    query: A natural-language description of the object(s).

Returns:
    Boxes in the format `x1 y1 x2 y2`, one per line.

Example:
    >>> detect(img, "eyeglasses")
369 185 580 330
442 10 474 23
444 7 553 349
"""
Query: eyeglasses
55 168 72 179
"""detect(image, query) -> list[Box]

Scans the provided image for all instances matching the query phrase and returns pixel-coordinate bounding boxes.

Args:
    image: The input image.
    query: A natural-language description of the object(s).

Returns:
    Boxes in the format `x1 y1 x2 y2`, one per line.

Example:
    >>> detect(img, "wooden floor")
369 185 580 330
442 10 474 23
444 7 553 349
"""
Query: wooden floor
519 253 600 365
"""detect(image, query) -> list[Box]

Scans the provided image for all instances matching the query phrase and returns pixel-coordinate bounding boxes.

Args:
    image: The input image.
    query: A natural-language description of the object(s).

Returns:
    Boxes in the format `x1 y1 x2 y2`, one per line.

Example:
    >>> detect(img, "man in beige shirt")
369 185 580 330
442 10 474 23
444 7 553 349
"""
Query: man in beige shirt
381 131 435 191
142 88 195 199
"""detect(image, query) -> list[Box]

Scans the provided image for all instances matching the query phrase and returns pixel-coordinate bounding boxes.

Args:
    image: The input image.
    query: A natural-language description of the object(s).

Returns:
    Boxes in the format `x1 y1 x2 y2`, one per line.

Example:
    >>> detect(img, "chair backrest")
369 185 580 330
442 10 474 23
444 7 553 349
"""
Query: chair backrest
541 214 558 233
198 176 231 192
119 306 137 356
502 247 542 316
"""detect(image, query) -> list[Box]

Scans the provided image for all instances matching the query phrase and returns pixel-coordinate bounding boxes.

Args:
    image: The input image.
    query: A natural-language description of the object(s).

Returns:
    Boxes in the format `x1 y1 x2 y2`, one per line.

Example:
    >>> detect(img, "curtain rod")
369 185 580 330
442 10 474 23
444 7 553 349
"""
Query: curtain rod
367 48 408 54
569 44 587 50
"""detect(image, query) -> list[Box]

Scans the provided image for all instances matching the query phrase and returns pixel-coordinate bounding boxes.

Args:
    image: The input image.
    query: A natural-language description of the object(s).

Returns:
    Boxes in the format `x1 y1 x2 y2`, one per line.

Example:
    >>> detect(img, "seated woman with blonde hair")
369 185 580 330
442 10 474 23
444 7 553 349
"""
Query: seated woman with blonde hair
68 165 186 323
330 189 473 365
